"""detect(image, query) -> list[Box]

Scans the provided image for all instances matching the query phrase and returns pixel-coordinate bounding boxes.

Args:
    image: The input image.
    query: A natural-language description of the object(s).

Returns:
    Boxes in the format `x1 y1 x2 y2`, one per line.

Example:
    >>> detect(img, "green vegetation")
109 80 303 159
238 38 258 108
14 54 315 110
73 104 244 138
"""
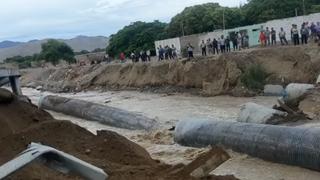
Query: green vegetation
91 48 105 53
4 39 76 68
107 21 167 57
243 0 319 24
107 1 320 55
241 64 268 91
75 50 90 55
4 54 40 69
166 3 244 37
41 39 76 65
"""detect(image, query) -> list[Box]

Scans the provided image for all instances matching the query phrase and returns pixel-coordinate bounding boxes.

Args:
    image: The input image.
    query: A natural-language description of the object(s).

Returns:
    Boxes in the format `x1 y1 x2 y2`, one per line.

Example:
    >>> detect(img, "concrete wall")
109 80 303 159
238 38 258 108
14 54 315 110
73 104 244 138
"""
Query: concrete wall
155 13 320 55
198 30 225 43
226 23 265 47
266 13 320 41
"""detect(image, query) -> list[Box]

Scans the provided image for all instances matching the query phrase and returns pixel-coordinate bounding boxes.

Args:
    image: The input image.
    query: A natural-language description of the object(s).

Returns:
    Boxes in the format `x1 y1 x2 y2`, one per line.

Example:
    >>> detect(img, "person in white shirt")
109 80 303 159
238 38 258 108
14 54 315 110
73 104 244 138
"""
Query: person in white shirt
200 40 207 56
219 35 226 53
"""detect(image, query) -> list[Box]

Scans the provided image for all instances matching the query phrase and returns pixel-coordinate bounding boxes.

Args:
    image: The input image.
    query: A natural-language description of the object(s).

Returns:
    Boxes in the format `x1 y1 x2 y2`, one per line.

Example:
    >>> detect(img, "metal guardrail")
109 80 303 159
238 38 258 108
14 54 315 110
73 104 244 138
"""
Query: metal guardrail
0 69 22 95
0 69 20 78
0 143 108 180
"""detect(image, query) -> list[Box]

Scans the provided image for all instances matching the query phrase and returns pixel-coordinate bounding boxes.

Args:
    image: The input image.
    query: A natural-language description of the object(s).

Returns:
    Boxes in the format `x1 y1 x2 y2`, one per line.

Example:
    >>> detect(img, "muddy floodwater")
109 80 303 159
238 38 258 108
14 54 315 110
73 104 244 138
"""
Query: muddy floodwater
22 88 320 180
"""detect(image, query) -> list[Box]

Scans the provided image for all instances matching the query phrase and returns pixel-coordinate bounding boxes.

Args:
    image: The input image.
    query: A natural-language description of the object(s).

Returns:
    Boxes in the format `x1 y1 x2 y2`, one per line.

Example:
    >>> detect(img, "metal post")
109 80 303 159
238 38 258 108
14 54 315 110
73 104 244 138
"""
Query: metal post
181 22 185 36
223 8 226 30
303 0 306 15
9 76 22 95
295 8 298 17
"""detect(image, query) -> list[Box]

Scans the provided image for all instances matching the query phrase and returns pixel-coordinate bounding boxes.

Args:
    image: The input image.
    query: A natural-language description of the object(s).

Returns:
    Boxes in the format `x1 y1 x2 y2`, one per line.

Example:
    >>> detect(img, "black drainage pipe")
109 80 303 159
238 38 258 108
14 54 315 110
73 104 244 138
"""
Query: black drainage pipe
39 95 158 131
174 119 320 171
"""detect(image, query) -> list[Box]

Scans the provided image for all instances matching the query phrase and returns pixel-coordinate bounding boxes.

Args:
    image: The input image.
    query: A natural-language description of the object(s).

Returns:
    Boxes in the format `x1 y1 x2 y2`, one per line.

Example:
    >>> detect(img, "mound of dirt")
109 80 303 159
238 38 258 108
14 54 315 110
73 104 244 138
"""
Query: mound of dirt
21 46 320 97
0 89 53 139
0 89 238 180
299 87 320 120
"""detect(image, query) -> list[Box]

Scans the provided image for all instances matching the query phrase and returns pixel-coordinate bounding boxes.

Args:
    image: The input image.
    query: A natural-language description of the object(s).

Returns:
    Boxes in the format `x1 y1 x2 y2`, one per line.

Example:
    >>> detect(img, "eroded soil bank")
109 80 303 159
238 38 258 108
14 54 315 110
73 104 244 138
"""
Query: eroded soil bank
21 46 320 96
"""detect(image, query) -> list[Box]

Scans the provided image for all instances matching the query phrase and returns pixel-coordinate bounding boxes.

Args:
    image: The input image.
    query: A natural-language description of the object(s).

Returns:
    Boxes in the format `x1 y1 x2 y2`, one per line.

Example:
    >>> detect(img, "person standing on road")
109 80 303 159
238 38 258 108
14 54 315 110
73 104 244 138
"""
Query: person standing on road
158 46 164 61
146 50 151 61
219 35 226 53
265 27 271 46
207 38 213 55
271 28 276 45
310 22 316 41
171 45 177 59
212 38 219 55
200 40 207 56
120 52 125 62
316 22 320 46
130 52 135 63
225 36 231 52
168 46 173 60
187 43 194 59
259 31 266 47
301 23 309 45
232 33 238 51
237 32 243 50
291 24 300 45
279 27 288 45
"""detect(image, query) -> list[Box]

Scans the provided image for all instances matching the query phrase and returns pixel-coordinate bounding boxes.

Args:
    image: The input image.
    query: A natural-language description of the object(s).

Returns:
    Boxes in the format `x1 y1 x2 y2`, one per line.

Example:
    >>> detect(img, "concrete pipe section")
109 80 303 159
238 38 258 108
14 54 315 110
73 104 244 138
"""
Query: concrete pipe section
174 119 320 171
39 95 158 131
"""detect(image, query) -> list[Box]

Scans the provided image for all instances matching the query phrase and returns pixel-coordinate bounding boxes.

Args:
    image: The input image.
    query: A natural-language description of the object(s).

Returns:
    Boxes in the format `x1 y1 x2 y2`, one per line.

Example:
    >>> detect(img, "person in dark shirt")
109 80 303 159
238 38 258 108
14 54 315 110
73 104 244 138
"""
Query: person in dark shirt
232 33 238 51
158 46 164 61
225 36 231 52
212 38 219 55
271 27 276 45
187 43 194 59
301 23 309 45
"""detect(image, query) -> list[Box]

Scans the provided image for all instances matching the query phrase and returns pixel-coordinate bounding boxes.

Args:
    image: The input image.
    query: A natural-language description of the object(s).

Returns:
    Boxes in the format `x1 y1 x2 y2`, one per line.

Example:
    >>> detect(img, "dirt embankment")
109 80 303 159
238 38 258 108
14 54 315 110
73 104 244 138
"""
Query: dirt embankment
21 46 320 96
0 89 237 180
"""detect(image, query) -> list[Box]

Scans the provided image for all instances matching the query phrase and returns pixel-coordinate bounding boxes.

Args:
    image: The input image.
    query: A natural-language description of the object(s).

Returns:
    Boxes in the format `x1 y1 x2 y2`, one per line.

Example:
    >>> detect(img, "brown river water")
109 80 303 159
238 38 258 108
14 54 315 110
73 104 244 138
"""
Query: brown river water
22 88 320 180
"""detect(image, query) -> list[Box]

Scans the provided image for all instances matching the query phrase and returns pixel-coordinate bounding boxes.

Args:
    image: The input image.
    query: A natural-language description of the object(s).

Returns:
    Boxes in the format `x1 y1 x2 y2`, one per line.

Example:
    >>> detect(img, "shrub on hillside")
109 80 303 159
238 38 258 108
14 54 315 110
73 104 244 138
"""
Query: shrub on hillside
241 64 268 91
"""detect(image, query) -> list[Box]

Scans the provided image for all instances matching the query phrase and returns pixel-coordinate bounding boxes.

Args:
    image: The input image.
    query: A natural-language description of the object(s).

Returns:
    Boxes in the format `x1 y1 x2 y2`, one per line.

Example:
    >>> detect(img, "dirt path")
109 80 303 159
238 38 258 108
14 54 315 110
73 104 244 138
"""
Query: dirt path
22 88 320 180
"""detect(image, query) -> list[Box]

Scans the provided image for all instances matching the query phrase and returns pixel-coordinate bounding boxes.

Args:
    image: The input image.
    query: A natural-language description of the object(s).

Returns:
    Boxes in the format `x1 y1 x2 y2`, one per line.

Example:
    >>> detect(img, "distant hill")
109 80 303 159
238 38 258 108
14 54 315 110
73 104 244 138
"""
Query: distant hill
0 36 109 62
0 41 22 48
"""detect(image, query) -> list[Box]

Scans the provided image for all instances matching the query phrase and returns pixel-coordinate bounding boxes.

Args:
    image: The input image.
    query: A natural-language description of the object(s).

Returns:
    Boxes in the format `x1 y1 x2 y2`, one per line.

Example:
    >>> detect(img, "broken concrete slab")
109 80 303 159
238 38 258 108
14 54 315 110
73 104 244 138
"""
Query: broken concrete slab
237 102 288 124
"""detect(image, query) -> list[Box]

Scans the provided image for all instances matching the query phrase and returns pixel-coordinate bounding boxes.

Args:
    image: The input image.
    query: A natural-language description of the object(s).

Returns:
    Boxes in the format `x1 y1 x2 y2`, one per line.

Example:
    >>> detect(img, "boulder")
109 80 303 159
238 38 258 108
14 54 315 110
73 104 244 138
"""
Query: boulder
0 88 14 103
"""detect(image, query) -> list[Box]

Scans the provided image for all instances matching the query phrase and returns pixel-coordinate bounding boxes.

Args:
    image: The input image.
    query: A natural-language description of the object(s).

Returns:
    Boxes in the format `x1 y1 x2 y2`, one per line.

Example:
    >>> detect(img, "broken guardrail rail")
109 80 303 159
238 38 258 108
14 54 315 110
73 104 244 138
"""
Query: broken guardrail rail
0 142 108 180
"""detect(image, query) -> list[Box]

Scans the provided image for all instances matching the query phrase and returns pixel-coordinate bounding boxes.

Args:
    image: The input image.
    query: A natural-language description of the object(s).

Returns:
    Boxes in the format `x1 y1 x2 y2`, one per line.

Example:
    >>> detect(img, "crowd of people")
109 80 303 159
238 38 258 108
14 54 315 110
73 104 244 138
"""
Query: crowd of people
157 45 178 61
130 22 320 62
129 50 151 63
258 22 320 46
186 21 320 59
198 33 250 57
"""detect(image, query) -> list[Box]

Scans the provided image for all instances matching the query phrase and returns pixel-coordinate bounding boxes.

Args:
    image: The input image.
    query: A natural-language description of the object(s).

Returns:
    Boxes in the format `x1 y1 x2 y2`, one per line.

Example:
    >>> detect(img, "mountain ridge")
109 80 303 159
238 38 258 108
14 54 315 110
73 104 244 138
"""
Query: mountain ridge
0 36 109 61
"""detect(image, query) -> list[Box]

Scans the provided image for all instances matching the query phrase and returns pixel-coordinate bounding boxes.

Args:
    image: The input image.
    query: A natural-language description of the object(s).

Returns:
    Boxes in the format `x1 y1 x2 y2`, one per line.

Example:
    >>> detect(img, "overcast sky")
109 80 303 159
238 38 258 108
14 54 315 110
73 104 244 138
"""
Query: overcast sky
0 0 243 42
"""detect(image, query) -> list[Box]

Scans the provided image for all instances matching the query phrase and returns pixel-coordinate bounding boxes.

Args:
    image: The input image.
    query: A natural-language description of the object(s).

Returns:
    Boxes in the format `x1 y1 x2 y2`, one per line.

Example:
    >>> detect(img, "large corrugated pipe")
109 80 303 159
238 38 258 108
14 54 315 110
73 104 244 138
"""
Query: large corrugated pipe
39 95 158 131
174 119 320 171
